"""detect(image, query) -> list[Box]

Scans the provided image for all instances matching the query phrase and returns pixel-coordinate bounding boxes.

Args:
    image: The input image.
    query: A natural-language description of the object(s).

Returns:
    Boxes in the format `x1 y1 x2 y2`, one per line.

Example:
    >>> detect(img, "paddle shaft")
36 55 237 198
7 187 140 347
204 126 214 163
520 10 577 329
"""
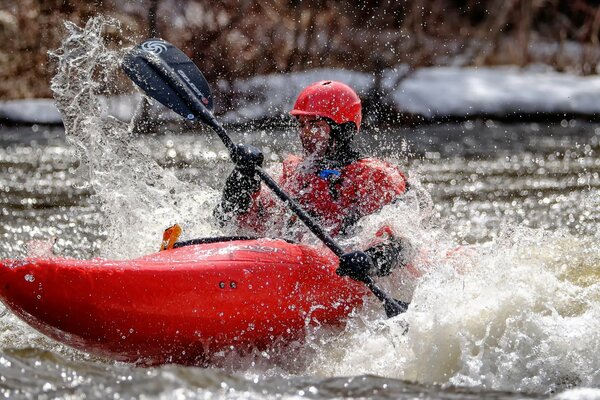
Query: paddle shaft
198 116 406 312
257 168 344 255
130 46 407 316
261 164 405 312
205 107 405 311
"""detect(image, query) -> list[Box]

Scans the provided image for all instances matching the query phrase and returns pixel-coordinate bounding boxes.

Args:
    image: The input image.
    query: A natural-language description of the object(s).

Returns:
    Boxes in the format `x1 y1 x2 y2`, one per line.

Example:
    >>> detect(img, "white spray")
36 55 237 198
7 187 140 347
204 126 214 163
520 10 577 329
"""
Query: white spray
49 17 220 259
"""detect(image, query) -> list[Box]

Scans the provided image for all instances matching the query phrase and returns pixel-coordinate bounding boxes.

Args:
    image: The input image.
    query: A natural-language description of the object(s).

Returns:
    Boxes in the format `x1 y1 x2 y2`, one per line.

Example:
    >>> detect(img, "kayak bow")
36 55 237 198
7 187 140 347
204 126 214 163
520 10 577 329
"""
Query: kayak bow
0 238 366 365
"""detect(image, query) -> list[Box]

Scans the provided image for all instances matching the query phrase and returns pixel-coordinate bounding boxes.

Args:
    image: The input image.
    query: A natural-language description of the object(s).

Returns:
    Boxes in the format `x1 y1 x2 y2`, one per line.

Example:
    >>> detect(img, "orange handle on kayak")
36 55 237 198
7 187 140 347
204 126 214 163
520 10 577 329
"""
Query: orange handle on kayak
160 224 182 251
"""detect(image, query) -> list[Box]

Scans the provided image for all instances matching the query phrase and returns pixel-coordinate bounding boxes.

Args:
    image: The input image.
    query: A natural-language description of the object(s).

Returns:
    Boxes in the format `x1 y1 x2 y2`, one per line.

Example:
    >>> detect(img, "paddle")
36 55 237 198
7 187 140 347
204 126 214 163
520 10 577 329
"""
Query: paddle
122 39 409 318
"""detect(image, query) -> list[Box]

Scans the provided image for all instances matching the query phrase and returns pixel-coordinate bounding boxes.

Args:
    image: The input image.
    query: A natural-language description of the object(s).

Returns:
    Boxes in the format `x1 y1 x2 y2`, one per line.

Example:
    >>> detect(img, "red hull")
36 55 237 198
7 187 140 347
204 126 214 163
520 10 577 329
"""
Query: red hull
0 239 366 365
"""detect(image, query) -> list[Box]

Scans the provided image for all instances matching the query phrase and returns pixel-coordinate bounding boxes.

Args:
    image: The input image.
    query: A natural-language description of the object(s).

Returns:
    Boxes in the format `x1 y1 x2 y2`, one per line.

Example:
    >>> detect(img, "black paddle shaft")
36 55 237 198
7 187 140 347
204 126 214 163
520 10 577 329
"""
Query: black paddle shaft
122 39 408 318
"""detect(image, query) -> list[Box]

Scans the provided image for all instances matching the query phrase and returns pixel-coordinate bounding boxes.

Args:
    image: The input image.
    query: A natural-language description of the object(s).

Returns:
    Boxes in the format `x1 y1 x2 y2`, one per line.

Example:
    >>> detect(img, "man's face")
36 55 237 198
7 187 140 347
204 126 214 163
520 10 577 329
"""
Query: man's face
297 116 331 158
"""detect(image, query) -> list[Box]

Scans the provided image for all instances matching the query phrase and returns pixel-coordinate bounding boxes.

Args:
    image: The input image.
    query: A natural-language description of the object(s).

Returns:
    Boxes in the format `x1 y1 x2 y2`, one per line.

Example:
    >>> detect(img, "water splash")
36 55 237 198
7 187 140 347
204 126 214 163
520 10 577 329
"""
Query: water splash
302 226 600 394
25 237 56 259
49 17 219 258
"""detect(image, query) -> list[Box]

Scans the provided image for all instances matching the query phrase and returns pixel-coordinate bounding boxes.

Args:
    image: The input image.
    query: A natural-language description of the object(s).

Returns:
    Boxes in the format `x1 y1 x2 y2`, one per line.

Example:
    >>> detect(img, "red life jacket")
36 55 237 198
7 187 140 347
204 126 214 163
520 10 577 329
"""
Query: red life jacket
237 155 408 237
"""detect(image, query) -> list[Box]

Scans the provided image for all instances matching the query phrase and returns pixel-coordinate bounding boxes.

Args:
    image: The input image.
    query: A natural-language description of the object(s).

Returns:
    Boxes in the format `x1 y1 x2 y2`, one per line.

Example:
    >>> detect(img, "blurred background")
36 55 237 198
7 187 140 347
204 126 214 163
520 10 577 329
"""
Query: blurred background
2 0 599 102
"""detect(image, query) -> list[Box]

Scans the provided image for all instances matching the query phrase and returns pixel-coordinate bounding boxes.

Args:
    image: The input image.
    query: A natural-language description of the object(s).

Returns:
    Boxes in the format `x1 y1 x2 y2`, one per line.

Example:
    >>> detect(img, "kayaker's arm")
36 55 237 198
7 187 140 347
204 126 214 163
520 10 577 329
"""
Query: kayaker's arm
337 163 413 276
214 144 264 225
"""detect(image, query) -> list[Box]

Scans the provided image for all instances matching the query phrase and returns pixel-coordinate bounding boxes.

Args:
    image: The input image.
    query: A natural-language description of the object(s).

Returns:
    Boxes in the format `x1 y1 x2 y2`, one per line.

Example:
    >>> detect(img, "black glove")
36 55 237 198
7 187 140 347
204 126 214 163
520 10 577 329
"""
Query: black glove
336 251 373 283
214 144 264 224
364 236 414 277
231 143 264 172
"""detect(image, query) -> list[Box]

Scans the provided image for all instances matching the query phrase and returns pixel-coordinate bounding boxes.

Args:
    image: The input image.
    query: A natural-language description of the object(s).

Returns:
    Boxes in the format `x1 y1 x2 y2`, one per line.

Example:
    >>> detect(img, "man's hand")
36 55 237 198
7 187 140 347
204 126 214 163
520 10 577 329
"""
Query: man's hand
364 236 414 276
214 144 265 224
336 251 374 283
232 144 264 172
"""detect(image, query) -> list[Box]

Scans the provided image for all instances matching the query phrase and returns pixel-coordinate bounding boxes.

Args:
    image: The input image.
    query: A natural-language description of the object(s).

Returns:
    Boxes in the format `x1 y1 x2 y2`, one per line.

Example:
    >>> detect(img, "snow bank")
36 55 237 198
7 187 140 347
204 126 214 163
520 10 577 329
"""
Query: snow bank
223 65 600 123
2 66 600 125
393 66 600 118
0 99 62 124
0 94 177 126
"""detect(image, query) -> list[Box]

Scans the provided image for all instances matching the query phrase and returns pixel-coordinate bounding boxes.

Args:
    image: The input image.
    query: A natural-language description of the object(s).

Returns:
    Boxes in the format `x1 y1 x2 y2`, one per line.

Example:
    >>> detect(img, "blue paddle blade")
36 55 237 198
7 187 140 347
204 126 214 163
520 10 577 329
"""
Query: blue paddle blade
122 38 213 121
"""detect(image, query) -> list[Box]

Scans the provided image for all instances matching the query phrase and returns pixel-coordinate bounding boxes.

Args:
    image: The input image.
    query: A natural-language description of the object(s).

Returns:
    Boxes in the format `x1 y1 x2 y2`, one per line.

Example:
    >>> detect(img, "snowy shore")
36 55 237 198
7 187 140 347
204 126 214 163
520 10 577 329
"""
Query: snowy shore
2 65 600 126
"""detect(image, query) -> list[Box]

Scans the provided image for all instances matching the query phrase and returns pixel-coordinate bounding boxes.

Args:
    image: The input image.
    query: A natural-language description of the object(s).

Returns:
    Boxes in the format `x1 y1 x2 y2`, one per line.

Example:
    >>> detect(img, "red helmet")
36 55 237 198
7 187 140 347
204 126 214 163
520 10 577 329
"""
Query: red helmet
290 81 362 131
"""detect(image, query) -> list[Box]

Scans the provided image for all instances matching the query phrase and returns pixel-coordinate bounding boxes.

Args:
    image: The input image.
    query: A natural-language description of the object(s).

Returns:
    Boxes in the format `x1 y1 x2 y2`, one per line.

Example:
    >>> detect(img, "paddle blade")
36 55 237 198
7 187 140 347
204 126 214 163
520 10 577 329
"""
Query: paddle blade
122 38 213 121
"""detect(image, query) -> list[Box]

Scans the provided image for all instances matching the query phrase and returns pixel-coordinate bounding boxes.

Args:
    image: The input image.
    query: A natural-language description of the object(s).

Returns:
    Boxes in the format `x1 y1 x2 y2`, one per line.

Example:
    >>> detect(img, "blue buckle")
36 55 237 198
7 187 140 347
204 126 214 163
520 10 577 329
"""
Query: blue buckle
318 169 341 180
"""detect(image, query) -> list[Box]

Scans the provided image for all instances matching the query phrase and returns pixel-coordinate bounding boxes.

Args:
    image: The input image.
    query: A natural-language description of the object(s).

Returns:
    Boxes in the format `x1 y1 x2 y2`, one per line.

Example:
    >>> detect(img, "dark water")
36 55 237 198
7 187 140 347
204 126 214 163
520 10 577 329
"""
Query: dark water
1 120 600 399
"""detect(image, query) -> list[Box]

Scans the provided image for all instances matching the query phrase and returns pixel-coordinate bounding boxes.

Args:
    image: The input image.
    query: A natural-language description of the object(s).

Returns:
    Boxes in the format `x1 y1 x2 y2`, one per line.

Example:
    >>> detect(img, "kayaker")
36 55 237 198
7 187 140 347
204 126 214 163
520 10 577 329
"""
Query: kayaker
214 81 413 277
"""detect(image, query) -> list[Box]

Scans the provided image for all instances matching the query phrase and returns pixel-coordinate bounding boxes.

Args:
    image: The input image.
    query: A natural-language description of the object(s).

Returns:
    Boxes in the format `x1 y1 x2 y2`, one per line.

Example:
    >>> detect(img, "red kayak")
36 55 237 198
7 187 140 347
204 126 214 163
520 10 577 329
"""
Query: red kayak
0 237 366 365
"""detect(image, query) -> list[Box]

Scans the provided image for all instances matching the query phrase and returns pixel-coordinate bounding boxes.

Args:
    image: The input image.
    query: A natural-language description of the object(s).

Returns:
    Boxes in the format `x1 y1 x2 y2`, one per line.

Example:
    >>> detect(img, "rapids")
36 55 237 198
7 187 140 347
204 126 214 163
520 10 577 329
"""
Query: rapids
0 16 600 399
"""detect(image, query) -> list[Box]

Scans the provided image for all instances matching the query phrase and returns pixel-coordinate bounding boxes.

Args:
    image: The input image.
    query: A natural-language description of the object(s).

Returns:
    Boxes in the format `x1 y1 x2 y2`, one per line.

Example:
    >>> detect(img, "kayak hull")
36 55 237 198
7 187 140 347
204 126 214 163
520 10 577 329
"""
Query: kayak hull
0 238 366 365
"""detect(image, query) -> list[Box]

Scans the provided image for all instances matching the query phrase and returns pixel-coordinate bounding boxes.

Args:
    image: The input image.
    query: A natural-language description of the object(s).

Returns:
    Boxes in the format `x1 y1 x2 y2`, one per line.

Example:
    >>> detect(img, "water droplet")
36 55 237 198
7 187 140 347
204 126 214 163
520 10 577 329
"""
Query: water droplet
24 274 35 282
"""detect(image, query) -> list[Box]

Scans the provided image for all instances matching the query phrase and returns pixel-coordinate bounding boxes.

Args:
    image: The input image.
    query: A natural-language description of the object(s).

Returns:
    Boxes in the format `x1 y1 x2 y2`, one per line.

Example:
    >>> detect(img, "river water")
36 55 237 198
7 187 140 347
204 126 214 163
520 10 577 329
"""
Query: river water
2 119 600 399
1 16 600 400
